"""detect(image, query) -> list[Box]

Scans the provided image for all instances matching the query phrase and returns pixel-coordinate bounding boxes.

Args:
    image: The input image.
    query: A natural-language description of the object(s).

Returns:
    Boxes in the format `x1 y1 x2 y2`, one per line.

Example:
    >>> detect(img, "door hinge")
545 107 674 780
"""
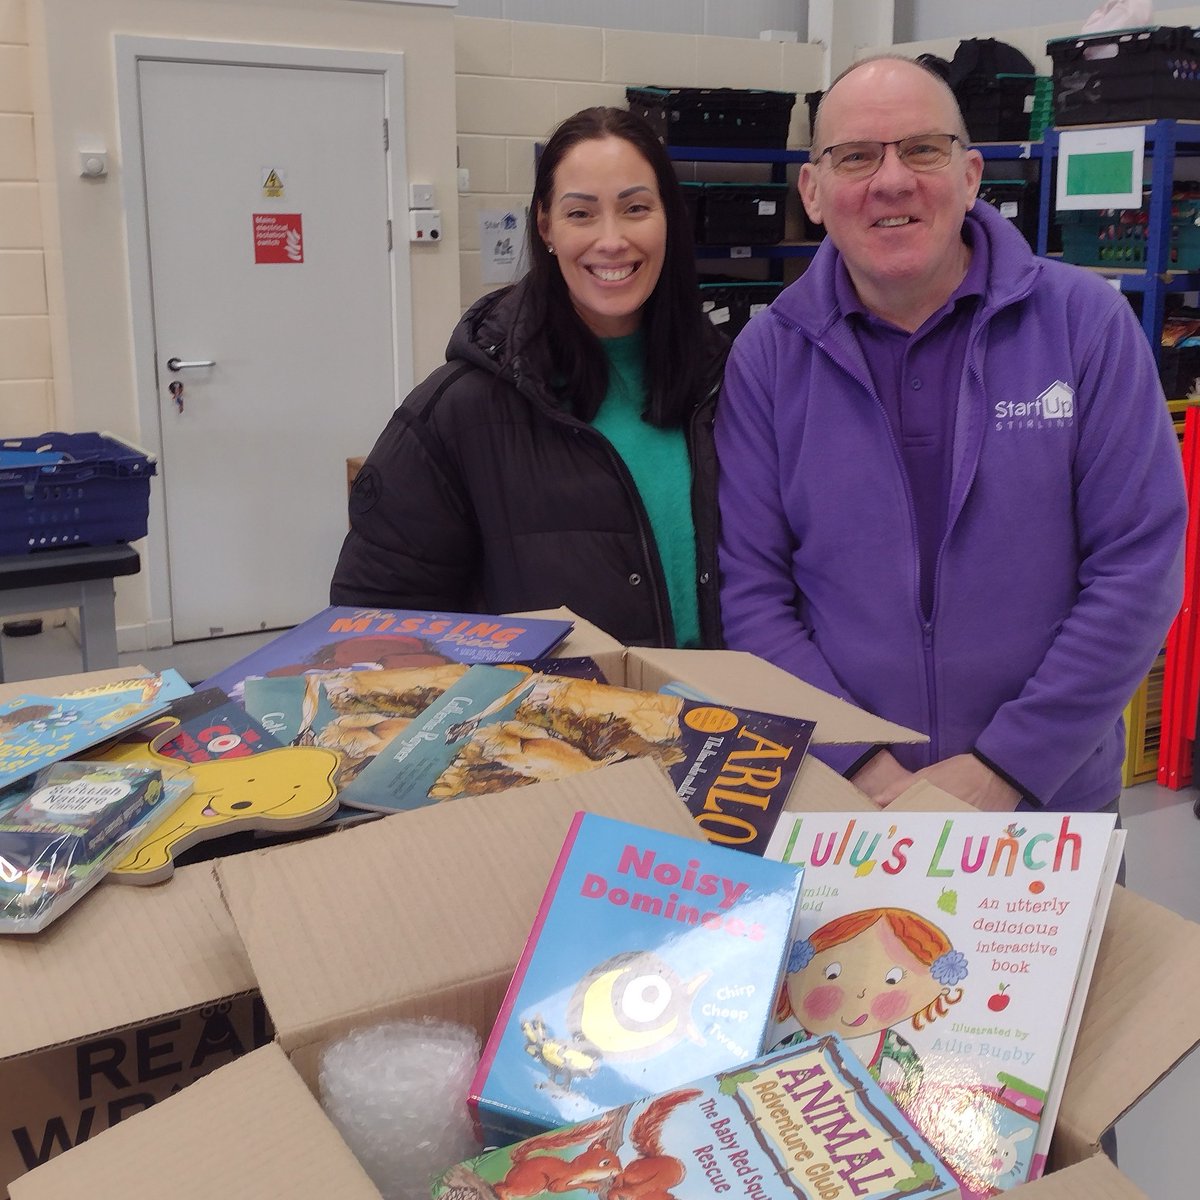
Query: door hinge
383 118 389 151
387 218 393 251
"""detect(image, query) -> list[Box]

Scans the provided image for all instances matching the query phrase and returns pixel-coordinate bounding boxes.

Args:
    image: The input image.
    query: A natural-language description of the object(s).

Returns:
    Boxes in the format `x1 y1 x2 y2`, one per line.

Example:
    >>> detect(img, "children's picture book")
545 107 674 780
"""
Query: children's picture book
0 760 194 933
764 810 1124 1198
442 1033 956 1200
469 811 807 1146
338 669 815 853
151 686 283 762
199 606 575 701
239 659 607 791
0 669 192 792
99 686 284 766
86 727 342 885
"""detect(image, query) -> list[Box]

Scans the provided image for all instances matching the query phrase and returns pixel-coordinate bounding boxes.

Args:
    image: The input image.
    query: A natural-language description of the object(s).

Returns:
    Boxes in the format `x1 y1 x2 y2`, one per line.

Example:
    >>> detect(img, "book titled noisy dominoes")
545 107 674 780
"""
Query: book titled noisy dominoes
469 811 806 1146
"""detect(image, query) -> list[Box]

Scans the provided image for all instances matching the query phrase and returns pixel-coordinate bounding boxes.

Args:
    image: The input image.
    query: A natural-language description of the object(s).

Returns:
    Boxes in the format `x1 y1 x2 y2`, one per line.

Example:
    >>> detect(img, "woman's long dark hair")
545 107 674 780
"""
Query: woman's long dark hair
517 106 709 429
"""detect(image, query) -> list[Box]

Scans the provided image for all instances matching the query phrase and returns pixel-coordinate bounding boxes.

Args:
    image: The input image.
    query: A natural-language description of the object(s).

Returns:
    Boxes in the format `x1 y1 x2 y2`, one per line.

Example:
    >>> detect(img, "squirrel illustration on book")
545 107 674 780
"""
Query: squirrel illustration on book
491 1088 700 1200
608 1087 701 1200
491 1112 623 1199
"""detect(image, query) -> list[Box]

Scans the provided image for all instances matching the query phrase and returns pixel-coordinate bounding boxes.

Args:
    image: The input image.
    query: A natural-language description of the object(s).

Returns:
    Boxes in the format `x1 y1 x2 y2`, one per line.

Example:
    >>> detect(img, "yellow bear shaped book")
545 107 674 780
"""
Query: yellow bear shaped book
84 728 339 884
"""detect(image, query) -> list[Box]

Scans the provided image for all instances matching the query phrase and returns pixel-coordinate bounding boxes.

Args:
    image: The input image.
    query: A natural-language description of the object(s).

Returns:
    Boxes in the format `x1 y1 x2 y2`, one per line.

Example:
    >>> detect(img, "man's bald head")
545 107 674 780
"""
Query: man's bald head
811 55 970 155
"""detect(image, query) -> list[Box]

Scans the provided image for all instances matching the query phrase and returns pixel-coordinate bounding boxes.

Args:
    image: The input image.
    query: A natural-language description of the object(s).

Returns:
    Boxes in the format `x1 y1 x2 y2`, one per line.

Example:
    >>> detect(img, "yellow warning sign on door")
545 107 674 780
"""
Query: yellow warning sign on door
262 168 285 199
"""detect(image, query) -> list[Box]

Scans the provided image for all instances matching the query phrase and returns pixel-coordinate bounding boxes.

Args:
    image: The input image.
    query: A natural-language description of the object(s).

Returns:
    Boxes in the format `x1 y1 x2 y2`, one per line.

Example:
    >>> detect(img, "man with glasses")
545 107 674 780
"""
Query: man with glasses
715 56 1186 815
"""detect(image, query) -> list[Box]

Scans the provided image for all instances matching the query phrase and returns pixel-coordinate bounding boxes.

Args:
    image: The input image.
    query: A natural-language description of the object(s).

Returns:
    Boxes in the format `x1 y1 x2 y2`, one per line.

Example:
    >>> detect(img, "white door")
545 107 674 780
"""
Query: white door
136 57 404 642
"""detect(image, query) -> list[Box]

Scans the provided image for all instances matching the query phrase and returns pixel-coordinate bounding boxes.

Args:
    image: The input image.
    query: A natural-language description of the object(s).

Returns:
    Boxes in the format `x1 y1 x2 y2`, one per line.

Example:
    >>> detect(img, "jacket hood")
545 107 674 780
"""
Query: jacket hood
772 198 1042 338
444 277 731 408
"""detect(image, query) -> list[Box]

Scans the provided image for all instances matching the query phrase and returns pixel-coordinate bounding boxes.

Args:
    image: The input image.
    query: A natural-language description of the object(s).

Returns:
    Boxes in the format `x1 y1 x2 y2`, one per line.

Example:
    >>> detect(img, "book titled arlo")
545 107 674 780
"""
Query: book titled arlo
765 810 1124 1199
338 669 814 854
468 812 807 1147
439 1033 956 1200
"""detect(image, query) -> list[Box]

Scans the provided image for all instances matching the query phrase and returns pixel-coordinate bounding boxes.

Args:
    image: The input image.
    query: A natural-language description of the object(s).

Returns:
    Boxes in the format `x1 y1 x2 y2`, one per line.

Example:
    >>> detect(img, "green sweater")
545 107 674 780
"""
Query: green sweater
592 331 700 647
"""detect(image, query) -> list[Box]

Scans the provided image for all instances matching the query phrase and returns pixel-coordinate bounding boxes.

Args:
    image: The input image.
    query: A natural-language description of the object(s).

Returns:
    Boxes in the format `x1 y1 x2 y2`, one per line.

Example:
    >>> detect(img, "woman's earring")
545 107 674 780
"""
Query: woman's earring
546 244 556 255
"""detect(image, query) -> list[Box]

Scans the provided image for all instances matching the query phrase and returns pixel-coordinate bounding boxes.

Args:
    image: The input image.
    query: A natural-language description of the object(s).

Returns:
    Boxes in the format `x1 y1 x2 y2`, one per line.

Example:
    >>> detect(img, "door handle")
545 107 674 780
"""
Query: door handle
166 357 216 371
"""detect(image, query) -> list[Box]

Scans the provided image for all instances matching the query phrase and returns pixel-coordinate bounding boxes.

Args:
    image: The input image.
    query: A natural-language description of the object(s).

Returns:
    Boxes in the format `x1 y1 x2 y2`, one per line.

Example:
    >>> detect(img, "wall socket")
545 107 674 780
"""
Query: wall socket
409 209 442 242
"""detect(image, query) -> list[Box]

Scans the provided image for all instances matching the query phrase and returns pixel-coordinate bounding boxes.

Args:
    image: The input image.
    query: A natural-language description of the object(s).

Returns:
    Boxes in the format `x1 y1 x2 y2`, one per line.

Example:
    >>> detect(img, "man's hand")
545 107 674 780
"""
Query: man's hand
850 749 917 807
875 753 1021 811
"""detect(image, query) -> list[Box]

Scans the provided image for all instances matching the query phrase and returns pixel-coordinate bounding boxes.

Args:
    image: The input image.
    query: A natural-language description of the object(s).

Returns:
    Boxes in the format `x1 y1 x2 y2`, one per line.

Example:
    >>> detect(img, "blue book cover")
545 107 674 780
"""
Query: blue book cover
443 1034 956 1200
336 669 814 853
469 811 806 1146
0 670 191 793
199 606 574 701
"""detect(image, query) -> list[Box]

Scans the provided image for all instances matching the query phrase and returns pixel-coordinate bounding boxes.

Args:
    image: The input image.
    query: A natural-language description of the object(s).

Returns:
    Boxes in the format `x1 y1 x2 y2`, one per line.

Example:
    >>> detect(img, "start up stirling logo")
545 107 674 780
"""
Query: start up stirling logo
994 380 1075 432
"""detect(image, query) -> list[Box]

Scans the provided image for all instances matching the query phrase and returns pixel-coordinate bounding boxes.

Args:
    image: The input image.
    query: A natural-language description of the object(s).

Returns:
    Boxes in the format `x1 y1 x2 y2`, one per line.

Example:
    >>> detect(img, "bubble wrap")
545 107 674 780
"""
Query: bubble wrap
319 1017 482 1200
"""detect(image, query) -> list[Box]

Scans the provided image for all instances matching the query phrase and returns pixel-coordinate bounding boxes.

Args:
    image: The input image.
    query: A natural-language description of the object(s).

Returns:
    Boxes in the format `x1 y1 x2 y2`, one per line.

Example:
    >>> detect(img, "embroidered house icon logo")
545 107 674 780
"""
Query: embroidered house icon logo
1039 380 1074 420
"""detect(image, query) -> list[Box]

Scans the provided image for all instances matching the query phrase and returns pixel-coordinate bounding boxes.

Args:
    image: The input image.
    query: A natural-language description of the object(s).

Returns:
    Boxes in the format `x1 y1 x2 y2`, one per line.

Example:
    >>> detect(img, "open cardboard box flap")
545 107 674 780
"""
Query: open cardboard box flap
214 757 699 1089
793 779 1200 1161
7 1043 383 1200
5 1041 1148 1200
625 646 926 748
0 862 255 1064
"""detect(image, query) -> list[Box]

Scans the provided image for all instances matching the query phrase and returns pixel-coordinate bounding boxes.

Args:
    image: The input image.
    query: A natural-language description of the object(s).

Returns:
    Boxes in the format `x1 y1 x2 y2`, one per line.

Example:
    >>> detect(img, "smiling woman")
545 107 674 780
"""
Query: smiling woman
331 107 730 650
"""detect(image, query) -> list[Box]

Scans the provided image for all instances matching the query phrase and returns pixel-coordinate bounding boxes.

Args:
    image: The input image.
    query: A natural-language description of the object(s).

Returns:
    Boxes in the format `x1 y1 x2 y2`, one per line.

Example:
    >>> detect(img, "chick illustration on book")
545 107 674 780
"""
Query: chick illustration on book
566 950 710 1064
520 1017 599 1090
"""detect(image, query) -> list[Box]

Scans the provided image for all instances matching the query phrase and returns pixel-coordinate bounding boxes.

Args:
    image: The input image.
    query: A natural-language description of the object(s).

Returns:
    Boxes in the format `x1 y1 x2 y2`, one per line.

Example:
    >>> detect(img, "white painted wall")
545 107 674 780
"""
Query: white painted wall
454 0 808 39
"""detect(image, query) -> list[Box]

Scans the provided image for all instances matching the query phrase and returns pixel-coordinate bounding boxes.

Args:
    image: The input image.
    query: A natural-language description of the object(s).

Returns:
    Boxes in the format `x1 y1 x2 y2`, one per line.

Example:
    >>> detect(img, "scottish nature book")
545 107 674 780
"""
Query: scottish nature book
764 810 1124 1199
338 669 815 852
0 669 192 792
199 606 574 701
468 811 807 1146
0 761 194 933
443 1033 956 1199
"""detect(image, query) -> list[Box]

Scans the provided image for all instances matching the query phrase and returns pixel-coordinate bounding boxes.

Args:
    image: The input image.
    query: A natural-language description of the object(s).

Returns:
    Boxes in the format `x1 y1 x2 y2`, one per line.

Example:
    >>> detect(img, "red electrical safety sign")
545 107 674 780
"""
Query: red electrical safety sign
253 213 304 264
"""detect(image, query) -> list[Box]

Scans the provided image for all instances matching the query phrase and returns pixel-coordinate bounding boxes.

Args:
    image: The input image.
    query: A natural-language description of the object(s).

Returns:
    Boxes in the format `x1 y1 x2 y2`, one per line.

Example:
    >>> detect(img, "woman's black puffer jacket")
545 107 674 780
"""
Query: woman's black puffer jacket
330 280 729 647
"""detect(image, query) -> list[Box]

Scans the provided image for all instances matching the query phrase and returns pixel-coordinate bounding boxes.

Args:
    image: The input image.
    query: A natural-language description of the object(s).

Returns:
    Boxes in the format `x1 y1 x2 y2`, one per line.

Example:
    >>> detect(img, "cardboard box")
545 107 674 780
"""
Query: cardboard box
0 622 916 1195
10 759 1199 1200
0 860 268 1195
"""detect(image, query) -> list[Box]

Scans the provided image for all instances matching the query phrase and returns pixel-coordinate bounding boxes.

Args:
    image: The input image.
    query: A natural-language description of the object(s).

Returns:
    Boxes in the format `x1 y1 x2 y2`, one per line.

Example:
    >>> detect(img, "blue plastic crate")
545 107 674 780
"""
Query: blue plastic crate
0 431 157 555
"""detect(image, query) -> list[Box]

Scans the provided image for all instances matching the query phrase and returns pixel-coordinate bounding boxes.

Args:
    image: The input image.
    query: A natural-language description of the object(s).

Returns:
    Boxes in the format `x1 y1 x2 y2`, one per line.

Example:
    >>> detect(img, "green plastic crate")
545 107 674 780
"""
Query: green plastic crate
1057 190 1200 268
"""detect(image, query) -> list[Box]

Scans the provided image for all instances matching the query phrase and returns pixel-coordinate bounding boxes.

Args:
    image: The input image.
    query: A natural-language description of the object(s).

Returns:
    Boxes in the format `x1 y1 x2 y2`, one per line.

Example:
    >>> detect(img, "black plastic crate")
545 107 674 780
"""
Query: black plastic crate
696 182 788 245
1049 25 1200 125
680 181 704 241
977 180 1039 248
0 431 157 555
957 73 1042 142
700 279 784 337
626 86 796 149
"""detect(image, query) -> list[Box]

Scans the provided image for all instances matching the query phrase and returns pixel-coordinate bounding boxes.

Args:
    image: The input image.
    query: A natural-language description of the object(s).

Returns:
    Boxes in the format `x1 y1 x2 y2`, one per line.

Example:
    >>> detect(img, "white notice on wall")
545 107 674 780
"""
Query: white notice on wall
480 208 528 284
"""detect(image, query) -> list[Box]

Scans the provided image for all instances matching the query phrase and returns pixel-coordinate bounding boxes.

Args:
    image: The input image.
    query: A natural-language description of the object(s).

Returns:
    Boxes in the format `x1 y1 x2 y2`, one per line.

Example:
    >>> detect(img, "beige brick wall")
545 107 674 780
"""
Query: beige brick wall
0 0 52 435
455 16 825 310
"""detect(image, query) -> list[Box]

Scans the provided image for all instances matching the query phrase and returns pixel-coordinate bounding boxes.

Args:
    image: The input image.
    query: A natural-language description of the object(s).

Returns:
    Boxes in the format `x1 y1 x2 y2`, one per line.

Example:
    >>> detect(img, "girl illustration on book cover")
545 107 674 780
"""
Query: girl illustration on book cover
772 906 969 1105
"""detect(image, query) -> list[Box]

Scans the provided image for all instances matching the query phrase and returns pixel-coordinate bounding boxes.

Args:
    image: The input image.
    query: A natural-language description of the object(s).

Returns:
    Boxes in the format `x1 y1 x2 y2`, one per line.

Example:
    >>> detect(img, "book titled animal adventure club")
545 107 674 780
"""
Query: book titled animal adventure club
469 812 807 1146
441 1033 956 1200
765 810 1124 1199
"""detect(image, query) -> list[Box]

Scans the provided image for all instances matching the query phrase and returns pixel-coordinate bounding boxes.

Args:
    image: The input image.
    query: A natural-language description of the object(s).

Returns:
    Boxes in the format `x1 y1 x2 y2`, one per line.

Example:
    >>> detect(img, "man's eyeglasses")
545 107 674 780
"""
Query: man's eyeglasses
814 133 963 178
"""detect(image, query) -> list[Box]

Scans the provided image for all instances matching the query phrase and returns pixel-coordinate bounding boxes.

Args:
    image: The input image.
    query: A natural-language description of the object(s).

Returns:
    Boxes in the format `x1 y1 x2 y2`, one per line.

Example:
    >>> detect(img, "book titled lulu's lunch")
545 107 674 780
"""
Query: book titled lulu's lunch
199 606 574 701
440 1033 956 1200
337 668 815 854
764 810 1124 1199
468 812 807 1147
